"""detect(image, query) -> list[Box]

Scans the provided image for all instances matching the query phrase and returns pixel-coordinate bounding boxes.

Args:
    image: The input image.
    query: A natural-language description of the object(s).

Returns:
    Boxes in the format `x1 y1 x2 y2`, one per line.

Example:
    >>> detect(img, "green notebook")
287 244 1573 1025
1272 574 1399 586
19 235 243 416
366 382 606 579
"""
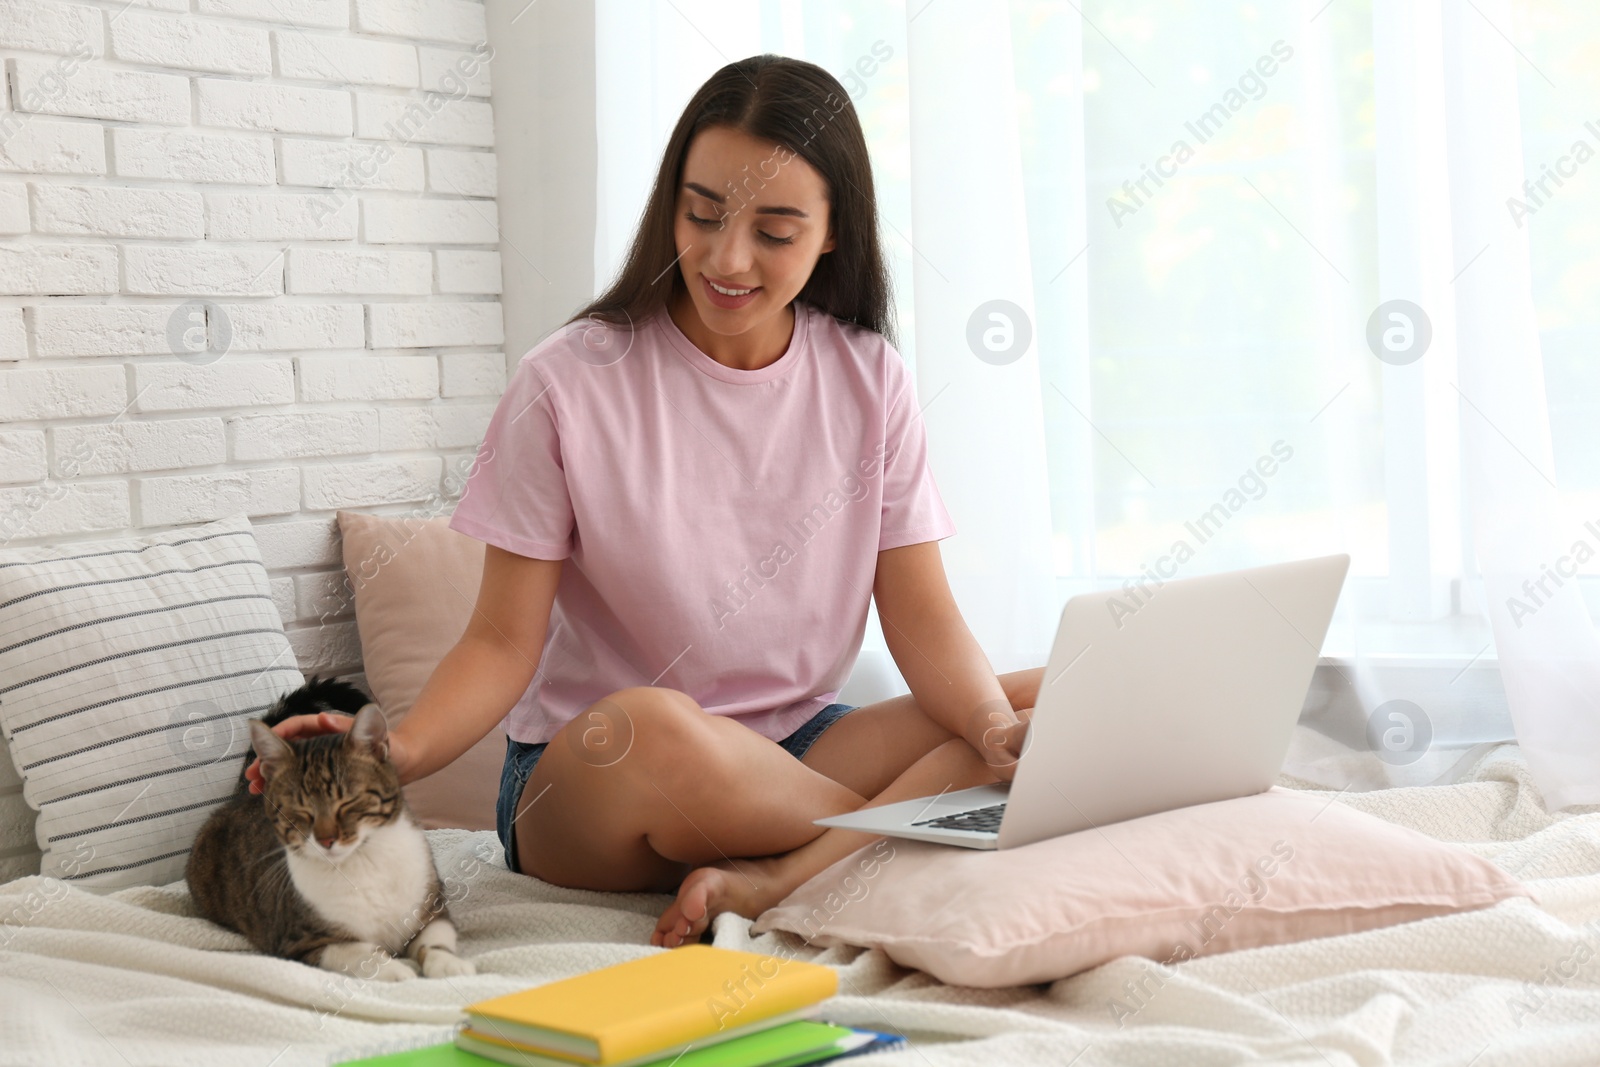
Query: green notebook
337 1021 867 1067
335 1043 492 1066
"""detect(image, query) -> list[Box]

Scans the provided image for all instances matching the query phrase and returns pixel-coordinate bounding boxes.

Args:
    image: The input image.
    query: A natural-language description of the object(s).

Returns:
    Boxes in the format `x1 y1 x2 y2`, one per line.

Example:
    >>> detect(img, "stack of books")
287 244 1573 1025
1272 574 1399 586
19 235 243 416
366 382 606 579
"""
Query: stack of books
338 945 904 1067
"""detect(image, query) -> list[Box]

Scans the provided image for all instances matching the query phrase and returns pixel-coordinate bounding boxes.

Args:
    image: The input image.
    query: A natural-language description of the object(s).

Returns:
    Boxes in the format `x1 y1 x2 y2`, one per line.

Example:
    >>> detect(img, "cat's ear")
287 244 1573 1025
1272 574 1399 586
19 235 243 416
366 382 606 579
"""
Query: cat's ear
248 719 294 782
345 702 390 761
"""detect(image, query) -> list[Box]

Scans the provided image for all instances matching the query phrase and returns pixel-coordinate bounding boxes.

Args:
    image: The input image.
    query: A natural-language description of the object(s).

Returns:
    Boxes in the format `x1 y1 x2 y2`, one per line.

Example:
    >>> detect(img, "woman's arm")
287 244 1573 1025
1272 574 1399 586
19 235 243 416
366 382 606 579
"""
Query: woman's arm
389 544 564 784
872 540 1029 779
245 544 563 793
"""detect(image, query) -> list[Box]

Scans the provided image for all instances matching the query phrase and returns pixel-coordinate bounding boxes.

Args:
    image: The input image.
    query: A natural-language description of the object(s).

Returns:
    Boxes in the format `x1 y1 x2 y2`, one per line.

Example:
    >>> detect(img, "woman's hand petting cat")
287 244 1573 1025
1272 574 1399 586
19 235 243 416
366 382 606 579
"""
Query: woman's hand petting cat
244 713 413 794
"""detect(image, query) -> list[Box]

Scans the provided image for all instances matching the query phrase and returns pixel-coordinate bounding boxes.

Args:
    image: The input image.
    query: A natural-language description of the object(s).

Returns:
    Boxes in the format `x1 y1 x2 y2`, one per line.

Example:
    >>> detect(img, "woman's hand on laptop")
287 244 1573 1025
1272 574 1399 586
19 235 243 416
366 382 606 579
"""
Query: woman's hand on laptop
969 703 1034 782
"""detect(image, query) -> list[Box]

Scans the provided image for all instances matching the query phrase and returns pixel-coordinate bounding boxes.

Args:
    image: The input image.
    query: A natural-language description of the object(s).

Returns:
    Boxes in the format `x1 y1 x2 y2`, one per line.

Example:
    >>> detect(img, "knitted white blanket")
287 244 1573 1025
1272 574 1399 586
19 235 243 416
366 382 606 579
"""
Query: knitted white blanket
1 743 1597 1067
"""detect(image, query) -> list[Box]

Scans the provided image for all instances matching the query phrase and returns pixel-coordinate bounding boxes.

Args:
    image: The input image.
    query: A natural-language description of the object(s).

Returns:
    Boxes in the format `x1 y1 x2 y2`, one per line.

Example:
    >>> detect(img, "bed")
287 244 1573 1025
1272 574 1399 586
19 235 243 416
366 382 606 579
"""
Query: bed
2 735 1598 1067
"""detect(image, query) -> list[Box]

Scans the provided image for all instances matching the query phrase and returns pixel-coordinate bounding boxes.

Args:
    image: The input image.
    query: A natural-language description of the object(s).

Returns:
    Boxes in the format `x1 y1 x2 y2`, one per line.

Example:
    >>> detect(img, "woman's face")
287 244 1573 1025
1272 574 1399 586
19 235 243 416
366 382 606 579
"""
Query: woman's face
673 125 836 336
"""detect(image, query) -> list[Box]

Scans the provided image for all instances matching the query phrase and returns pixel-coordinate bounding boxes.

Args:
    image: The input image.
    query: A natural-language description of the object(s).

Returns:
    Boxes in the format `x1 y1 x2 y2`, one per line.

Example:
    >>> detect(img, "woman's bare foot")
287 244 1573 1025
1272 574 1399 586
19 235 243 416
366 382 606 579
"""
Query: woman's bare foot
652 856 791 948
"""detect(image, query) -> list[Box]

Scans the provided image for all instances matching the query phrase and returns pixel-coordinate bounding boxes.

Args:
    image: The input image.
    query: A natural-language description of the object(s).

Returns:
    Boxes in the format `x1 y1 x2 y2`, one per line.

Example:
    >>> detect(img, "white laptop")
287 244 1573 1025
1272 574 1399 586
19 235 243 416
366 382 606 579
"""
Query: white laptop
815 553 1350 850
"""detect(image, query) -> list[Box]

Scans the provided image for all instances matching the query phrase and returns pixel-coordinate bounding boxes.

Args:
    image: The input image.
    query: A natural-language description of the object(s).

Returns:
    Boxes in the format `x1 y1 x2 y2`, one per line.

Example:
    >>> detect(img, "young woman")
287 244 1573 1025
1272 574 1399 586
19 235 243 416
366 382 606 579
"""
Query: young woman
248 54 1042 949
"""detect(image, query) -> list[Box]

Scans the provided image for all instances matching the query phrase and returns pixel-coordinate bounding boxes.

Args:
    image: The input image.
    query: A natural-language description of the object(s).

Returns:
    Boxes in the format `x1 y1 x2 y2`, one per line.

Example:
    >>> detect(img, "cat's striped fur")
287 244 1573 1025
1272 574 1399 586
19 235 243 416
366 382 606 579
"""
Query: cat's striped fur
185 676 474 981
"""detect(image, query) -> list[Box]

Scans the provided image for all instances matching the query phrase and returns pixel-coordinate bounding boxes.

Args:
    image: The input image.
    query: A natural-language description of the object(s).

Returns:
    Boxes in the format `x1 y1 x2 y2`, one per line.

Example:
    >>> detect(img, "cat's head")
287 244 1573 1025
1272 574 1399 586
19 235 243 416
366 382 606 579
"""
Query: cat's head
248 703 404 864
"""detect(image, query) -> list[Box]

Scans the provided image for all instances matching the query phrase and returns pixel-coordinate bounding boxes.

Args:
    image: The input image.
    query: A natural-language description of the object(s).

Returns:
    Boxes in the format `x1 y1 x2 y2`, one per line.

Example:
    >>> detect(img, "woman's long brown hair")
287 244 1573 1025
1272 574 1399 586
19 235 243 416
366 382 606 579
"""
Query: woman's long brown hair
566 53 897 349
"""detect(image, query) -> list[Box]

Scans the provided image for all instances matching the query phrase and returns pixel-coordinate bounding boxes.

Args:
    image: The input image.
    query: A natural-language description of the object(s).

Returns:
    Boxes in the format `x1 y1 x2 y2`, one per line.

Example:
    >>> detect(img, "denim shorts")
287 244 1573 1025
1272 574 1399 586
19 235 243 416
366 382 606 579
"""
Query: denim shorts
494 701 857 875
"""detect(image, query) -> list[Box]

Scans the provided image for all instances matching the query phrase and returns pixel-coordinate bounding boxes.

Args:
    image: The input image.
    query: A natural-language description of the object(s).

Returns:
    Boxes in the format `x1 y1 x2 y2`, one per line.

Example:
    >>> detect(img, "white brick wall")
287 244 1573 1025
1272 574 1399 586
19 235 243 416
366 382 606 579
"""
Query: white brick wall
1 2 502 683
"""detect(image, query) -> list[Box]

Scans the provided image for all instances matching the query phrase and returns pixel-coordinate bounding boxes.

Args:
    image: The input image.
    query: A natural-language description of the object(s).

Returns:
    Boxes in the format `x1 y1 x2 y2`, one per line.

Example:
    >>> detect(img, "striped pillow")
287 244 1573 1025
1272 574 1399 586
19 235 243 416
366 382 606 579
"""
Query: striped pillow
0 731 41 883
0 515 304 890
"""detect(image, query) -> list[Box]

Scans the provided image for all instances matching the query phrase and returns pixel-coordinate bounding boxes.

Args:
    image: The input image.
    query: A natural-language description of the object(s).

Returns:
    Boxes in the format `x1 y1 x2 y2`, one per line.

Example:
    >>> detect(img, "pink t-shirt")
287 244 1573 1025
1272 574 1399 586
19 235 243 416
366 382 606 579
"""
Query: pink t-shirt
446 299 957 745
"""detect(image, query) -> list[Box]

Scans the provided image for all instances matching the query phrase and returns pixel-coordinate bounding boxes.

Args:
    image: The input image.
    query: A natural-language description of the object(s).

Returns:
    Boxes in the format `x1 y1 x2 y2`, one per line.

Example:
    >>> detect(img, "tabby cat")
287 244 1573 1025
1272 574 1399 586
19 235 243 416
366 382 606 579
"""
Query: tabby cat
186 676 475 981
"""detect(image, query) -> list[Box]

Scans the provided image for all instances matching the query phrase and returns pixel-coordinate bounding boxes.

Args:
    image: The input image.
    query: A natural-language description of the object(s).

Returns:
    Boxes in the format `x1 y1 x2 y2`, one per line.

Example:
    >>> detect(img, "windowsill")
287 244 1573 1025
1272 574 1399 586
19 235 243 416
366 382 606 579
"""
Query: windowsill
1054 573 1505 671
1318 614 1497 669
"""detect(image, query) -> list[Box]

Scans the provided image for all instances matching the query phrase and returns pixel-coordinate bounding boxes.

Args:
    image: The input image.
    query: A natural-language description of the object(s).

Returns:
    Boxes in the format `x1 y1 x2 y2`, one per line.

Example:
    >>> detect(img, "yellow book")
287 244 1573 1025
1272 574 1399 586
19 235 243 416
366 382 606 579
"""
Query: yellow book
463 946 838 1065
454 1009 825 1067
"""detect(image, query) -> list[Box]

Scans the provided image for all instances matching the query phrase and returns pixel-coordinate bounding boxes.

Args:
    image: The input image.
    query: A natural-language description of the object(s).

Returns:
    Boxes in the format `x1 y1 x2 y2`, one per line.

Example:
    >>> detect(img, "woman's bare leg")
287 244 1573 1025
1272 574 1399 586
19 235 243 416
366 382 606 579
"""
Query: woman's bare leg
513 687 874 893
651 735 1002 946
650 666 1044 945
506 669 1042 939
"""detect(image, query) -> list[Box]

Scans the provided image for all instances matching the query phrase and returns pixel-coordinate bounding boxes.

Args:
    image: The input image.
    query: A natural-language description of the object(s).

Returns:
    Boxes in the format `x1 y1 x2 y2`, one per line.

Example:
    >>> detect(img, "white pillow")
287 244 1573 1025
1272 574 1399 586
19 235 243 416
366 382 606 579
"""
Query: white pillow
0 515 304 889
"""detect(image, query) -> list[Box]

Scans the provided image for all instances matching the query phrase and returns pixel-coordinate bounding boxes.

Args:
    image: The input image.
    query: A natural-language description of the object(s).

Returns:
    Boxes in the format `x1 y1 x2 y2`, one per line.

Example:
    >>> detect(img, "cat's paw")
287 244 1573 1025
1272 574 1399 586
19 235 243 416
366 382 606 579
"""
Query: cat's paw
421 948 476 979
319 941 417 982
369 956 419 981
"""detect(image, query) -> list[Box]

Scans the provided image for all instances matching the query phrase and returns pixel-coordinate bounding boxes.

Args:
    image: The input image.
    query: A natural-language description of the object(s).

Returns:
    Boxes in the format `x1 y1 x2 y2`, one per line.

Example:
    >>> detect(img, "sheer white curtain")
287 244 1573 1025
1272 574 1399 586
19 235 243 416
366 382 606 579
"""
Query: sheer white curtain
1300 0 1600 807
1442 0 1600 810
577 0 1599 810
902 2 1058 679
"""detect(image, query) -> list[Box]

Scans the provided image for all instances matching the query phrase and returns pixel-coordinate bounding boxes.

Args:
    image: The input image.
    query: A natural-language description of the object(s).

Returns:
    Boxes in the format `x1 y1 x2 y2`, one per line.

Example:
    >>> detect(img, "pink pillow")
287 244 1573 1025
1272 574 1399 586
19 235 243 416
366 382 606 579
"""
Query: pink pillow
751 786 1536 987
338 510 506 831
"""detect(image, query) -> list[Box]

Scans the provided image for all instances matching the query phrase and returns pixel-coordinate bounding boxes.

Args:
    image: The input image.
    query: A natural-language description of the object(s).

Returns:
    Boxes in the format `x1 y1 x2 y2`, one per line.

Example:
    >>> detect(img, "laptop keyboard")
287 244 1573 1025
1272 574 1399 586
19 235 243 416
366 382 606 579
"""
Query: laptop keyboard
911 802 1007 833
